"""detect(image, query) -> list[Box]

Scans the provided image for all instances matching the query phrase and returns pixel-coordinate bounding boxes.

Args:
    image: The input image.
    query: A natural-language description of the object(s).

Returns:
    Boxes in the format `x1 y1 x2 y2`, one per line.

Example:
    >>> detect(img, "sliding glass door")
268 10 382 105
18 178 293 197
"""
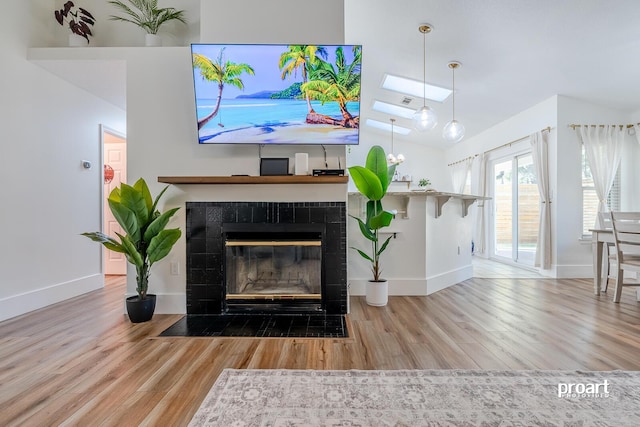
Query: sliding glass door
492 153 540 265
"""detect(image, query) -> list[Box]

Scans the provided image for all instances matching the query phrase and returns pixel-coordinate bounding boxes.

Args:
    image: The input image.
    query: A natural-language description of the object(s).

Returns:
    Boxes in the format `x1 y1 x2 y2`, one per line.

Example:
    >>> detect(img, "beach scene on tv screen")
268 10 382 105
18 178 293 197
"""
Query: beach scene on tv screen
192 44 361 144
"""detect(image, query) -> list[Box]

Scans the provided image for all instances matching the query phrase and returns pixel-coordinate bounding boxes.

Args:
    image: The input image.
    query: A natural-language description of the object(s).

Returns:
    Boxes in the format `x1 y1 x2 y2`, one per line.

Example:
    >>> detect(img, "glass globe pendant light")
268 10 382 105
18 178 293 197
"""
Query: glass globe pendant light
413 24 437 131
442 61 465 143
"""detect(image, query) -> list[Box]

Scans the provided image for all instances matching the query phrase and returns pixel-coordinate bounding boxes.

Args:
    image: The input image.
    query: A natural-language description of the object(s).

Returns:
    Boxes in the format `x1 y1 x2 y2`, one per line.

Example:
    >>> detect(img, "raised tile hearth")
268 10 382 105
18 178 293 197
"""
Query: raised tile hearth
159 314 348 338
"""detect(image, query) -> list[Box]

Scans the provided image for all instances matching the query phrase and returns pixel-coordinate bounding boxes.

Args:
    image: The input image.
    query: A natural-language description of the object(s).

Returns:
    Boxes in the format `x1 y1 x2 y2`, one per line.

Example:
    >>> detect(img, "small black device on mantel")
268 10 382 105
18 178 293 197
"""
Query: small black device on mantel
260 158 289 176
312 169 345 176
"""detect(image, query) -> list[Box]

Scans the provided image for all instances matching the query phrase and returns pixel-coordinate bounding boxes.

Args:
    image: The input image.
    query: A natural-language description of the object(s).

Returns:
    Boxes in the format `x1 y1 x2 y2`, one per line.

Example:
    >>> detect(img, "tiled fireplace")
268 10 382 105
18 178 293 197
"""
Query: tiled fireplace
185 202 347 316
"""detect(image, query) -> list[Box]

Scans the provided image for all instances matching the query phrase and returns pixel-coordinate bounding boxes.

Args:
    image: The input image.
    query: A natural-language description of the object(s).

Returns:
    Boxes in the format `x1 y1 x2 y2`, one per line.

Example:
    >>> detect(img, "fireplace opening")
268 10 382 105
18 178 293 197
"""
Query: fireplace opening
225 240 322 299
222 223 325 313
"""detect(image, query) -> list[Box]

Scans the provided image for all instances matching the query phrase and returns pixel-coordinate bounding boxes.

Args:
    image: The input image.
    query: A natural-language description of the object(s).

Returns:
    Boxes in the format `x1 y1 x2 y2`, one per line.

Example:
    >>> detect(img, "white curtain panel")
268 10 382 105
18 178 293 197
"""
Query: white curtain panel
530 130 552 269
471 154 487 255
577 125 624 222
634 124 640 145
450 157 473 194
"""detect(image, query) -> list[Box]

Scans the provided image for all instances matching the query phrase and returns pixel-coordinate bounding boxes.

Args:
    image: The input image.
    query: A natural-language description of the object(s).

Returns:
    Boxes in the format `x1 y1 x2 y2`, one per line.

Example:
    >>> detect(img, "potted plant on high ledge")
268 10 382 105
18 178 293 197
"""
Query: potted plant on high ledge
82 178 181 322
349 145 397 306
54 1 95 46
108 0 187 46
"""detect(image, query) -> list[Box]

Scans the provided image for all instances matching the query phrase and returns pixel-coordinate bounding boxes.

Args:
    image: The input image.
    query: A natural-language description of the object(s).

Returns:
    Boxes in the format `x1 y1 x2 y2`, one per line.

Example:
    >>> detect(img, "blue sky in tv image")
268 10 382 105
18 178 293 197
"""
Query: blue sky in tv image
191 44 361 145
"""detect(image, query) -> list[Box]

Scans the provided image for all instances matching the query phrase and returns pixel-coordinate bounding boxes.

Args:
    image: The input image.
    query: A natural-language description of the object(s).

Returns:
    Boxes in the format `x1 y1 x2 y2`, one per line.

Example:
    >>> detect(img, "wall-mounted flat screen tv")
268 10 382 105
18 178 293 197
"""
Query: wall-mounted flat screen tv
191 43 361 145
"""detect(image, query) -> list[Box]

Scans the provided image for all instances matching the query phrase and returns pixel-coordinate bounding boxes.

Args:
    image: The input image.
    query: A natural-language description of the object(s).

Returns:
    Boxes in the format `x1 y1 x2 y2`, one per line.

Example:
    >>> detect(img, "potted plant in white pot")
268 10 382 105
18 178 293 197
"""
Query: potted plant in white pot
54 1 95 46
349 145 397 306
82 178 181 322
415 178 432 191
108 0 187 46
418 178 431 188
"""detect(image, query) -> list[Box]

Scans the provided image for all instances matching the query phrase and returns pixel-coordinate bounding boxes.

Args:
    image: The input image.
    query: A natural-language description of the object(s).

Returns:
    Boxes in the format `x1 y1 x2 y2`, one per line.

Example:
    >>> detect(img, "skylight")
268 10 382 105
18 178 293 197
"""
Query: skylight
365 119 412 135
382 74 452 102
372 100 416 119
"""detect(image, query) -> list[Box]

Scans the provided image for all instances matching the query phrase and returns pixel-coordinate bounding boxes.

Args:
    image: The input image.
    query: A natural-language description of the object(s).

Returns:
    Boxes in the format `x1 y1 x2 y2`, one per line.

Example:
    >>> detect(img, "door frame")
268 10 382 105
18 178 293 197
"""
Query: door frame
487 141 537 267
99 124 127 276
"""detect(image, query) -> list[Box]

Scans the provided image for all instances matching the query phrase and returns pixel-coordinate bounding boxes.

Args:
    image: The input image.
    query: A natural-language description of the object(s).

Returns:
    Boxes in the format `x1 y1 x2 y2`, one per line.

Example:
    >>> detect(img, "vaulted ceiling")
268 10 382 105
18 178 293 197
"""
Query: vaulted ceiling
33 1 640 151
347 0 640 148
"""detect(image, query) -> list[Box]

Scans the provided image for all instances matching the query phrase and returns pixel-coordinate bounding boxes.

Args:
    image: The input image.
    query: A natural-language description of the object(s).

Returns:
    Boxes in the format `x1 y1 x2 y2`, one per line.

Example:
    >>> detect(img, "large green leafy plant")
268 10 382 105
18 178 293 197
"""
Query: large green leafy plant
349 145 397 281
82 178 181 299
108 0 186 35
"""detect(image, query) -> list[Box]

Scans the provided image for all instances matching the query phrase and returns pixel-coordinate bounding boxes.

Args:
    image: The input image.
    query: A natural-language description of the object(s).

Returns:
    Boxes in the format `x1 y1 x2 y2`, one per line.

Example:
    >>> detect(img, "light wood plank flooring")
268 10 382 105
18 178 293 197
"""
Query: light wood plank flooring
1 275 639 426
473 257 542 278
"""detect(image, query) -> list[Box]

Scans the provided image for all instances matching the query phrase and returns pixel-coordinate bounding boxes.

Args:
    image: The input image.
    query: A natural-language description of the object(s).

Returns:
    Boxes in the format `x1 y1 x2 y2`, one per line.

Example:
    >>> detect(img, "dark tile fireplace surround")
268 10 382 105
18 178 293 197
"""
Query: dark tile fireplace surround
185 201 347 317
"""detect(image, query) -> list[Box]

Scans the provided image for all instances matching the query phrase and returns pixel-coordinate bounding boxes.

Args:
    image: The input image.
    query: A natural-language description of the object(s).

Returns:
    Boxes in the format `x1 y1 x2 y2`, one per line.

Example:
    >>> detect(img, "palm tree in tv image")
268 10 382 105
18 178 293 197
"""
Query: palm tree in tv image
278 45 328 115
192 48 255 130
302 45 361 128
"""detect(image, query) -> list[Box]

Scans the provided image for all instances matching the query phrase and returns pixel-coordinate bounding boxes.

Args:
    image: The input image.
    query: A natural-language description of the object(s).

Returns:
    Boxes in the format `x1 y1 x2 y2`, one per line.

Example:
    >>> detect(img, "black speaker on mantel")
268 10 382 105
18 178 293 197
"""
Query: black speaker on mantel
312 169 345 176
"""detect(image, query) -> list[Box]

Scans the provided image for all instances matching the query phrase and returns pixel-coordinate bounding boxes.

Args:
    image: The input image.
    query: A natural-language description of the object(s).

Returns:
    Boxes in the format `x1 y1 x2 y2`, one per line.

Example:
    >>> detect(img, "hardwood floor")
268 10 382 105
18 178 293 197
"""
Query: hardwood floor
1 275 639 426
472 257 542 278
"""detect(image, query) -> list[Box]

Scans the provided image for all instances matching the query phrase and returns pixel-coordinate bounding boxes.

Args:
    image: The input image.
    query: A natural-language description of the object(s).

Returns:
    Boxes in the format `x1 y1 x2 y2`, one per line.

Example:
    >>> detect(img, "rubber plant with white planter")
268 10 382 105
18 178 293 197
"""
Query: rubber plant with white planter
108 0 187 46
82 178 181 322
349 145 397 306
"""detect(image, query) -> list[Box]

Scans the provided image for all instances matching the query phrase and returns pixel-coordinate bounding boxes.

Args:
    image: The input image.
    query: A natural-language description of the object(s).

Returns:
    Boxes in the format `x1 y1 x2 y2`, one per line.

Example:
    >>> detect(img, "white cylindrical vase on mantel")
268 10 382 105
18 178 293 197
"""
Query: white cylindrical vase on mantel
145 34 162 47
68 34 87 47
366 280 388 306
294 153 309 175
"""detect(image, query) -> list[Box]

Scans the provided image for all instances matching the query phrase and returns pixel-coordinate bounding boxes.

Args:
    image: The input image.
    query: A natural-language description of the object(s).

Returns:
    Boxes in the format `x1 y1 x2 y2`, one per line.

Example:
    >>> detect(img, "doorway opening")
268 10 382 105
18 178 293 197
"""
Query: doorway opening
101 125 127 277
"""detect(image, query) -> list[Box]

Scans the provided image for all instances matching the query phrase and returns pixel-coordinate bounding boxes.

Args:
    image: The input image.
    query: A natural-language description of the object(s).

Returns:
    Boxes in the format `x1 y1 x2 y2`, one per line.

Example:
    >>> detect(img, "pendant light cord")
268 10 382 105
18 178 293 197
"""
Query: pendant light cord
422 30 427 108
390 119 395 153
452 66 456 120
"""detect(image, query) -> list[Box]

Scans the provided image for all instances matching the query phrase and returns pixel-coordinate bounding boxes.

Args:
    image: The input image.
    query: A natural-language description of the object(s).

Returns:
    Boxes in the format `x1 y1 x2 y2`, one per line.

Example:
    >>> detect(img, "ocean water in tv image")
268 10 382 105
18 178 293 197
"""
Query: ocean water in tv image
191 43 362 145
196 98 360 144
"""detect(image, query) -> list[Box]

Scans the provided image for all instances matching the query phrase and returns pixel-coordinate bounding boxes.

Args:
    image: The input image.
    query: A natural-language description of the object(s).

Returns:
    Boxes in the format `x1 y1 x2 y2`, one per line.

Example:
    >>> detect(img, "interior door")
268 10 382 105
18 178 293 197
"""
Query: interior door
491 153 539 266
103 130 127 275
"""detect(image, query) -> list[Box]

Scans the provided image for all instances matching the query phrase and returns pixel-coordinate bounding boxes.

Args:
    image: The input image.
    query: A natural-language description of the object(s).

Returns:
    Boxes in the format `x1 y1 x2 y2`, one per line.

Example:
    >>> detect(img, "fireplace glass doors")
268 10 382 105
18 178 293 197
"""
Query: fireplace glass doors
225 239 322 301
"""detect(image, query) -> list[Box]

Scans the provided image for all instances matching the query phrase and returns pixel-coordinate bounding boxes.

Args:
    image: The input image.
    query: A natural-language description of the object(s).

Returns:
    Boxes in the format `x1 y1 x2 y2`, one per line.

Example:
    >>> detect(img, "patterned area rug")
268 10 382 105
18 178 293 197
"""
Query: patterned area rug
189 369 640 426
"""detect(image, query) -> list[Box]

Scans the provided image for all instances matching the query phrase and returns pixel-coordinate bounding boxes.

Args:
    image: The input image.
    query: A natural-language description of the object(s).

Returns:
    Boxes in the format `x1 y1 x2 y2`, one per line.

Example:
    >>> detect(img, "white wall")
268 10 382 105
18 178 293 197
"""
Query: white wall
124 0 347 311
201 0 344 44
0 1 126 321
346 128 448 192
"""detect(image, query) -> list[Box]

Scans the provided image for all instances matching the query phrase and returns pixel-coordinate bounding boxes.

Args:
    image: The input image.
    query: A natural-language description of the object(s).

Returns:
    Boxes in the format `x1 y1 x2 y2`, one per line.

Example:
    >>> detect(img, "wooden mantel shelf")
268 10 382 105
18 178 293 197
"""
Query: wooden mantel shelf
158 175 348 185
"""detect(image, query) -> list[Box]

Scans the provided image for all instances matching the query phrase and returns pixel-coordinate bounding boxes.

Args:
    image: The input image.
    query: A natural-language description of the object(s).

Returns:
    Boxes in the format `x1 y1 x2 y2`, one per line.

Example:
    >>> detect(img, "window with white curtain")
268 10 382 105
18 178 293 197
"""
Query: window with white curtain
582 144 621 236
463 173 471 194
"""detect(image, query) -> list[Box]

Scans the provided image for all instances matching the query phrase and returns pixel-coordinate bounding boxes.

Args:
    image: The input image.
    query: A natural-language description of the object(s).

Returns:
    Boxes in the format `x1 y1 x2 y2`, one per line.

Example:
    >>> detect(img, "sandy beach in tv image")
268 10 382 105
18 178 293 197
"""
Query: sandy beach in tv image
191 44 361 144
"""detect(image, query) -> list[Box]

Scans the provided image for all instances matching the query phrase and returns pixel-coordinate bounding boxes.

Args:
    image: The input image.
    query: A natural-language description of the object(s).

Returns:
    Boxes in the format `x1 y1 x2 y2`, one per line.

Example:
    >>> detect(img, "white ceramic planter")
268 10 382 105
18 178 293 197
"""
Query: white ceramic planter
366 280 388 306
145 34 162 47
68 33 87 47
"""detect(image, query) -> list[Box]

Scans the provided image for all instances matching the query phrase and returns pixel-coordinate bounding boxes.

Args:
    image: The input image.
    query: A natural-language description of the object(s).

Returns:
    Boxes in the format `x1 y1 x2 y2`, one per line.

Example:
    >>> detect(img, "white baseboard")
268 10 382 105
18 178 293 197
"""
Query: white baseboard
555 264 593 278
427 265 473 294
349 265 472 296
0 274 103 322
537 265 557 277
